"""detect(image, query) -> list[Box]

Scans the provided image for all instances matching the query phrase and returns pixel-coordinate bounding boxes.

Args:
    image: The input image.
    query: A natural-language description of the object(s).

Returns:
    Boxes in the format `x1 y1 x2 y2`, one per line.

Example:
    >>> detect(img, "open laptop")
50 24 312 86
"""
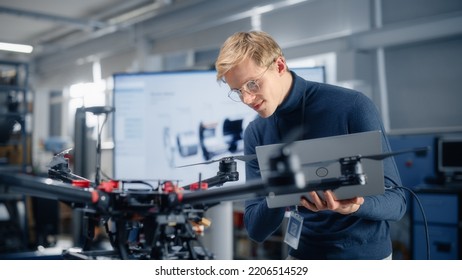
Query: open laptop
256 130 385 208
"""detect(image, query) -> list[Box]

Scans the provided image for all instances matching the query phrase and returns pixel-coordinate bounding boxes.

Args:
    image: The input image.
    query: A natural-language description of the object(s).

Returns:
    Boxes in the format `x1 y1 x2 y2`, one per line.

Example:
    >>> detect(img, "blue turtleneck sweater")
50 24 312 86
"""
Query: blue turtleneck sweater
243 71 406 259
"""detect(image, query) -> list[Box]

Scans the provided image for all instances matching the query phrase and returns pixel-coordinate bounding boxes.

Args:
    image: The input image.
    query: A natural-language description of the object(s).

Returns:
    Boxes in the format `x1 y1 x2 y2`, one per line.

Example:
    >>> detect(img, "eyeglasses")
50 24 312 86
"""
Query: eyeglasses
227 64 271 102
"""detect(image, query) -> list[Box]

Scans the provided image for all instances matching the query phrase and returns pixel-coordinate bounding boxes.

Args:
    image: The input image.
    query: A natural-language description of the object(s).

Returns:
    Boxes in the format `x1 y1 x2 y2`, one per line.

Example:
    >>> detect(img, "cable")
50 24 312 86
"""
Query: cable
394 186 431 260
100 168 112 181
385 177 430 259
121 180 155 191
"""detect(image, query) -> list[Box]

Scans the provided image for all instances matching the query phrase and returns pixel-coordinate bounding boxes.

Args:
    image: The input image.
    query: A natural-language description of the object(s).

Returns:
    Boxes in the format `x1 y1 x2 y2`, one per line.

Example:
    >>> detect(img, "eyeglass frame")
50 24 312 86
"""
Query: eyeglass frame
227 63 273 102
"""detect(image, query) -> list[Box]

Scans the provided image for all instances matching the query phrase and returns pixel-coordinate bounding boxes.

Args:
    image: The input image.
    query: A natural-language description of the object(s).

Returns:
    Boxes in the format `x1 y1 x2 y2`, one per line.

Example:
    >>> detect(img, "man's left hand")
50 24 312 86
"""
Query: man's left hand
300 190 364 215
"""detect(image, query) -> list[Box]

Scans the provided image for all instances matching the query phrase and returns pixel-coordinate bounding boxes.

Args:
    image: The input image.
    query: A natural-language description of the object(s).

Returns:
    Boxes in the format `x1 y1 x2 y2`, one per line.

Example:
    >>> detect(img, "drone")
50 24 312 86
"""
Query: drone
0 126 429 260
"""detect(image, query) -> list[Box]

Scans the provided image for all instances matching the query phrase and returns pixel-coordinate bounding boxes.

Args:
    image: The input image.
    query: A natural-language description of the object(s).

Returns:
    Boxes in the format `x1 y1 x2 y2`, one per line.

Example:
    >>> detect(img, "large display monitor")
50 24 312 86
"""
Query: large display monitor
113 67 325 188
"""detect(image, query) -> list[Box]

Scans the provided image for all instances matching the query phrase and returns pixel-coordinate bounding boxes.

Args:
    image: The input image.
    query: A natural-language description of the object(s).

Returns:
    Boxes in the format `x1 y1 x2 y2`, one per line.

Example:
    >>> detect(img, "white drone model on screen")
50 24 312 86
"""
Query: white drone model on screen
163 114 256 169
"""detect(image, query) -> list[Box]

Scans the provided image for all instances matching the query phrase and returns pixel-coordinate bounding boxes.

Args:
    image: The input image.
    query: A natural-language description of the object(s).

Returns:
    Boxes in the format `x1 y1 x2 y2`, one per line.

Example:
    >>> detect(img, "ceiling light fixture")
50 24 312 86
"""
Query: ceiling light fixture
0 42 34 54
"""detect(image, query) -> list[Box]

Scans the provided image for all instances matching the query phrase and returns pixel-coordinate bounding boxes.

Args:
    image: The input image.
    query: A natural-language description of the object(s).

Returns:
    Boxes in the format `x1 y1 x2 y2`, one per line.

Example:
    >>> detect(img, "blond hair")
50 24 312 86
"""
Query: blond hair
215 31 283 81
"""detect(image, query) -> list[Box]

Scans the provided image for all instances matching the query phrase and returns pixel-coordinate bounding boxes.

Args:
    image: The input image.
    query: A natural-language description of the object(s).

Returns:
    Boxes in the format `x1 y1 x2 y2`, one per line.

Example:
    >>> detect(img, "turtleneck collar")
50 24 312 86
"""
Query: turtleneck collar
274 71 310 116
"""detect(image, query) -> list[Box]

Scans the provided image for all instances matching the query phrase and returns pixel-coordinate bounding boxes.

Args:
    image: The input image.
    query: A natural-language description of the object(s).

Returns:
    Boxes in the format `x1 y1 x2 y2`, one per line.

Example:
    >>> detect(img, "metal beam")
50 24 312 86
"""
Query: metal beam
0 5 107 30
33 3 462 76
284 12 462 58
353 11 462 50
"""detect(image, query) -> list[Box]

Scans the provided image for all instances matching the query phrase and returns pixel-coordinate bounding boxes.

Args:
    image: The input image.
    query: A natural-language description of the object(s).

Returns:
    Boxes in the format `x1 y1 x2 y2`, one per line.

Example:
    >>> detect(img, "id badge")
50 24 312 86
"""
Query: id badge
284 211 303 250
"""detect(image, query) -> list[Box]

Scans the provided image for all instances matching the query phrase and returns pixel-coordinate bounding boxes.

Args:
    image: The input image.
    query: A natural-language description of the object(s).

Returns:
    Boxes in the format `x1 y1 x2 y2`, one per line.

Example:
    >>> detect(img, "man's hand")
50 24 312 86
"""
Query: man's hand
300 190 364 215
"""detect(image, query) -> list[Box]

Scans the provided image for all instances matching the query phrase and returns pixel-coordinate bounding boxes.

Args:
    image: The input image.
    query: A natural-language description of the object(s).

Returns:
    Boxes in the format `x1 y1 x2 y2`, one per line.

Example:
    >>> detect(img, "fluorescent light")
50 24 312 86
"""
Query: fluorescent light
0 42 34 53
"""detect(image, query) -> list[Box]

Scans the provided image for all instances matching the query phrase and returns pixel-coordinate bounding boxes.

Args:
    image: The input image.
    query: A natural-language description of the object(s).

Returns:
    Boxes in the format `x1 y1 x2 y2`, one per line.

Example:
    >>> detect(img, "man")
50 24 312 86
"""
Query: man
215 31 406 259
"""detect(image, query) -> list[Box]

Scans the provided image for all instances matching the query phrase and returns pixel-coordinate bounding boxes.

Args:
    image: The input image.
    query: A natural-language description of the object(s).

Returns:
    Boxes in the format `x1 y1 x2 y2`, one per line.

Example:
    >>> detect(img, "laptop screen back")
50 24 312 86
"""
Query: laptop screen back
256 131 384 208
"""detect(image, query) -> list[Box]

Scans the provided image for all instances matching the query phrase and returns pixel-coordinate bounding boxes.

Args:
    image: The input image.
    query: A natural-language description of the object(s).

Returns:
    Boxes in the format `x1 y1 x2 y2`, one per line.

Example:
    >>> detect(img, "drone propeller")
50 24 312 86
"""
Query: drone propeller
360 146 430 160
176 154 257 168
301 146 430 167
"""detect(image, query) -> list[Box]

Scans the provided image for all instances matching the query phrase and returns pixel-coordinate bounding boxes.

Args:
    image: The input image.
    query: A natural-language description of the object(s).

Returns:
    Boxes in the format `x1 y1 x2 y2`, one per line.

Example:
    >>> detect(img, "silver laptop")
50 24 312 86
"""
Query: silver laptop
256 131 385 208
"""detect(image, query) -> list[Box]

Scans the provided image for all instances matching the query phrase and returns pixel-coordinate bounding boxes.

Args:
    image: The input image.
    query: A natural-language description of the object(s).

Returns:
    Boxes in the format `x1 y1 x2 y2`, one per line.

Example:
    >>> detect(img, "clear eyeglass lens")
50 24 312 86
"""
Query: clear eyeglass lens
228 79 260 102
228 90 242 102
246 80 259 93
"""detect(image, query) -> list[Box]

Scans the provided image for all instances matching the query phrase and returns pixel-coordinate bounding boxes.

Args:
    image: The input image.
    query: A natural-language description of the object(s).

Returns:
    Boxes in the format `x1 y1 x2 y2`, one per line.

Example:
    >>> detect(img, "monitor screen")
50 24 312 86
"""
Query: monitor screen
437 137 462 175
113 67 325 188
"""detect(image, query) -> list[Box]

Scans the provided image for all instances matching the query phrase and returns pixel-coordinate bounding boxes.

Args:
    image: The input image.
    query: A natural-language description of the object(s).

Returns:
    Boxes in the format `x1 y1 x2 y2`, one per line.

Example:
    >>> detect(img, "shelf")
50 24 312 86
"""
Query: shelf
0 60 35 255
0 60 28 89
0 85 28 92
0 60 31 172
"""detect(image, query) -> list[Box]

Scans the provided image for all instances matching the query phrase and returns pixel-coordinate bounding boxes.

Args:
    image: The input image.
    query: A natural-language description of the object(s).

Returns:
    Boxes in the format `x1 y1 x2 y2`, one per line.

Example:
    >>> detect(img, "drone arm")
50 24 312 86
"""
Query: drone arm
48 168 92 184
180 151 370 206
182 179 266 205
181 174 229 190
0 173 110 211
182 158 240 189
195 173 237 188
